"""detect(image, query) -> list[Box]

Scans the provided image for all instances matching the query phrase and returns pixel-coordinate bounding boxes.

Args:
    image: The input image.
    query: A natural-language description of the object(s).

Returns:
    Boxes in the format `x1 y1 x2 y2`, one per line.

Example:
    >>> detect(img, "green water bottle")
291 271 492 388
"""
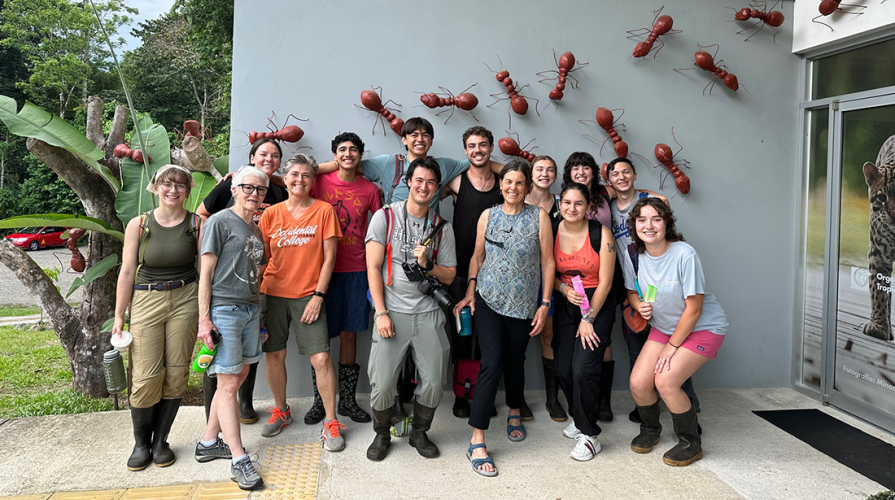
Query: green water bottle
192 330 221 373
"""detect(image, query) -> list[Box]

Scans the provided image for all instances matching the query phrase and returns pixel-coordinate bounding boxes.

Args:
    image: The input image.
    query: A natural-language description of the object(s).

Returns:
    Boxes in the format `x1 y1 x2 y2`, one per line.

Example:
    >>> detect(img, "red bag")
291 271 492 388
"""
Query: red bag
453 358 481 400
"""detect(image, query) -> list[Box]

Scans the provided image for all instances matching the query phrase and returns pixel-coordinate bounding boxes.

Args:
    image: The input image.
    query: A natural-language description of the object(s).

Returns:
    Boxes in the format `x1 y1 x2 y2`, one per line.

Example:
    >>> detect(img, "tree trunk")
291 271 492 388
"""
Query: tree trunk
182 136 221 181
85 97 104 150
24 137 123 397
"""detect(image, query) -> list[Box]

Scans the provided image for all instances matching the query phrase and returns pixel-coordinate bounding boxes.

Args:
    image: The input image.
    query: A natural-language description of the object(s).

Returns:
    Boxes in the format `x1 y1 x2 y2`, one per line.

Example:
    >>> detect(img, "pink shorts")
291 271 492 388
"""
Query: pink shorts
648 329 724 359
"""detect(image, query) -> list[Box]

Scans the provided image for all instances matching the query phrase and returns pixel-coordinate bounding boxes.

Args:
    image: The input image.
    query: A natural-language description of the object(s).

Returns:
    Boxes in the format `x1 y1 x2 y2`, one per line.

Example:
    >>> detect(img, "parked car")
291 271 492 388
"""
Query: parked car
4 227 68 251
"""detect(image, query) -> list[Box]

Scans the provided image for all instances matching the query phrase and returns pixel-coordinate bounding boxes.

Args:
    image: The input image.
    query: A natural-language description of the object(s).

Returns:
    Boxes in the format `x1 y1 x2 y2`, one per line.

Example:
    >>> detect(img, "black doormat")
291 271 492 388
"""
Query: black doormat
753 409 895 489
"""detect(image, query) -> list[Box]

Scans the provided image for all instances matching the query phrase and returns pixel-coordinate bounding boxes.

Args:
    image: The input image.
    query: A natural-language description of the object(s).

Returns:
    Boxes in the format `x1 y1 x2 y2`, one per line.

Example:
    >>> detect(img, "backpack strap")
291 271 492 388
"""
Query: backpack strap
386 154 406 204
431 213 443 264
587 220 602 254
384 206 395 286
135 211 152 285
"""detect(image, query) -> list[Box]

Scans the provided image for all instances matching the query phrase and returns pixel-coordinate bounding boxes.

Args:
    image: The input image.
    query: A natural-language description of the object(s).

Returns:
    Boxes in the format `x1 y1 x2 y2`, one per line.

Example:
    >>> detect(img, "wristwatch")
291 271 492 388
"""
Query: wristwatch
424 259 434 272
540 300 551 308
312 291 326 298
374 310 390 320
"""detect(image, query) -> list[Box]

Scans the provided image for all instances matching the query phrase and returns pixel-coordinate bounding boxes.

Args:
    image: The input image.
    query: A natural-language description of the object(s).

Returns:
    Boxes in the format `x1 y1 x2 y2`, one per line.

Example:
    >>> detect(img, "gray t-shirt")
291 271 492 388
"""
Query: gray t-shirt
622 241 728 335
610 192 651 282
202 209 267 307
365 201 457 314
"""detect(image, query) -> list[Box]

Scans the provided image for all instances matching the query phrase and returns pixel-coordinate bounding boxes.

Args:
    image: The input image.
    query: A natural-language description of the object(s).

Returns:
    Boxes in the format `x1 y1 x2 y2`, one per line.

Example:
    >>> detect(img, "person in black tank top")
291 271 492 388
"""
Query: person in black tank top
443 126 504 419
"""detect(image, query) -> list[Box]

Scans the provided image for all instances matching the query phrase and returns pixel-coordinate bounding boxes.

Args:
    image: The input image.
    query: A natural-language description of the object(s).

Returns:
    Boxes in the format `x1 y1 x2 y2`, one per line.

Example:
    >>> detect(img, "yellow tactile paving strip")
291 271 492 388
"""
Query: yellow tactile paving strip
2 442 322 500
253 443 322 500
192 483 247 500
120 485 197 499
48 491 125 500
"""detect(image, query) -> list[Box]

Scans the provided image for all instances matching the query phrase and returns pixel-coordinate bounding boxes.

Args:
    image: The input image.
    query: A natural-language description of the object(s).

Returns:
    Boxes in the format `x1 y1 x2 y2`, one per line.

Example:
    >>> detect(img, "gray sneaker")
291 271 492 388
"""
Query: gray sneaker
195 437 232 463
322 419 346 452
261 406 293 437
230 455 263 490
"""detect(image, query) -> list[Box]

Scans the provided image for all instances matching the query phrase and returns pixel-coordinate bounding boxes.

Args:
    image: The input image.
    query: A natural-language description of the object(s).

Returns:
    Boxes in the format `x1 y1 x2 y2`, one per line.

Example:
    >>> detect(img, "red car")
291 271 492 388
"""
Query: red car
4 226 68 251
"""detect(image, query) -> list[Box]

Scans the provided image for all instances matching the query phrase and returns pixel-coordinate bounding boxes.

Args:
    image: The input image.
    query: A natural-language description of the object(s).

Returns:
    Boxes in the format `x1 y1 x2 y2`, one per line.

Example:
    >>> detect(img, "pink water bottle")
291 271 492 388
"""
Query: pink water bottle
571 276 590 315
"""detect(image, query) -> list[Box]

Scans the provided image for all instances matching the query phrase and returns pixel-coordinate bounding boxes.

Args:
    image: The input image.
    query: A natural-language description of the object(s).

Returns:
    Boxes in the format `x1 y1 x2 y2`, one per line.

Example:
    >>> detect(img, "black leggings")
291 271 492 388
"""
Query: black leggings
468 293 532 430
553 289 614 437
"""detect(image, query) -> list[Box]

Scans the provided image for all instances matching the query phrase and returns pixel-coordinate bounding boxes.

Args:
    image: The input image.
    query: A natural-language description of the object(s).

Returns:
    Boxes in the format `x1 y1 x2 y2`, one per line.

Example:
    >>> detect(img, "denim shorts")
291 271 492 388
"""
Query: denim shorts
208 304 263 376
324 271 371 338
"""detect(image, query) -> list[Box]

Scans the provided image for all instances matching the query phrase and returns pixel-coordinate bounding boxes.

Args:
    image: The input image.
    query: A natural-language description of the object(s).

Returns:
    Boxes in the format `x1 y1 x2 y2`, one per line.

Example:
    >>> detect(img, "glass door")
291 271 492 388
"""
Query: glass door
825 96 895 430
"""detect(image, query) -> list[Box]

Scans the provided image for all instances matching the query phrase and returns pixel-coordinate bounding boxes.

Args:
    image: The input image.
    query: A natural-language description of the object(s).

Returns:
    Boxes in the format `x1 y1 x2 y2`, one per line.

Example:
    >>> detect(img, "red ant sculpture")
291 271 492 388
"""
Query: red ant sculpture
359 86 404 136
419 83 479 124
114 144 150 164
485 56 539 128
580 107 630 159
729 1 785 41
67 228 86 273
248 112 308 147
627 7 681 59
813 0 865 31
536 50 589 103
653 129 691 195
497 132 537 162
675 44 744 95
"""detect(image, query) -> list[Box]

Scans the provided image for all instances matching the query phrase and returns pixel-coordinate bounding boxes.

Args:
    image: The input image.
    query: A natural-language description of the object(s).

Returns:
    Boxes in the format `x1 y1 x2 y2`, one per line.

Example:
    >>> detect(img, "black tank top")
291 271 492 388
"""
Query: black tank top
453 171 503 277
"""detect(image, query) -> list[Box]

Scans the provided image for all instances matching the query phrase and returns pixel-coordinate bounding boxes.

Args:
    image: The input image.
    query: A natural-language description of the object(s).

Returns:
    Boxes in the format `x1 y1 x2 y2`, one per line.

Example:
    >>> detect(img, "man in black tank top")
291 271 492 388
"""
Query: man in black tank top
442 126 504 418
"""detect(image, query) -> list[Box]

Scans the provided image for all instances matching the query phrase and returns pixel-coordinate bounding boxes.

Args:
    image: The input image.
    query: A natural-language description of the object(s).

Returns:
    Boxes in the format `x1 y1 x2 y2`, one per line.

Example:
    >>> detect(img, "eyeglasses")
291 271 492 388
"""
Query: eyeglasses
237 184 269 196
160 182 188 192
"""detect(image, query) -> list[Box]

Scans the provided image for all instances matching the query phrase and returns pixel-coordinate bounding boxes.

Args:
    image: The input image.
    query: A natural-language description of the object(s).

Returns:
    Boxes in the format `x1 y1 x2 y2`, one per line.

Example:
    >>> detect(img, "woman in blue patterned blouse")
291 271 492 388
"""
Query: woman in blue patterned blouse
453 158 555 477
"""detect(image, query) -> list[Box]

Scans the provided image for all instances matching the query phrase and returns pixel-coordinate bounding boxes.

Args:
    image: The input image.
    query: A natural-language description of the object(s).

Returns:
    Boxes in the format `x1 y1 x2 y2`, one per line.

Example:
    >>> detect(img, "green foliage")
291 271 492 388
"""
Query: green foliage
66 253 118 298
0 95 120 191
115 117 172 225
0 213 124 241
185 172 217 213
15 157 84 215
0 0 135 118
1 389 115 417
867 491 895 500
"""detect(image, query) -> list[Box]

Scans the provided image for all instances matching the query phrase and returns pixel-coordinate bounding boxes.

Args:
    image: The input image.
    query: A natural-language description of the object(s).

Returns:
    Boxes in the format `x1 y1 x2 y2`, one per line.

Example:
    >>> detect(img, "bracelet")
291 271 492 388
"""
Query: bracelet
668 341 681 348
468 277 477 284
374 310 390 320
540 301 551 308
312 291 325 298
560 283 569 295
581 315 596 325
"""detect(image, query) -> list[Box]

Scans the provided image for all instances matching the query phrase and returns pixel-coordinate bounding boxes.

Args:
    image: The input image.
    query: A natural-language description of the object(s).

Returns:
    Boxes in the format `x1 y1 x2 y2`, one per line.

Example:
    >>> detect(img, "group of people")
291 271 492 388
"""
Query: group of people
111 116 728 489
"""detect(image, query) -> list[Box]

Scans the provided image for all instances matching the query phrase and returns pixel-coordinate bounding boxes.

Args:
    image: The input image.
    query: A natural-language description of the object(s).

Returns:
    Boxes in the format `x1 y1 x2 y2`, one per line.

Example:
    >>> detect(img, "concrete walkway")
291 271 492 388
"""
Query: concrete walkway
0 388 892 499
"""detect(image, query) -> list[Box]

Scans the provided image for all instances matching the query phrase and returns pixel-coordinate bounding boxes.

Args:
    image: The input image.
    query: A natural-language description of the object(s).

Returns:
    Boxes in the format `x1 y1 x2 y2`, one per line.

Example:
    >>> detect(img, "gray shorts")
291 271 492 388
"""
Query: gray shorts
261 294 329 355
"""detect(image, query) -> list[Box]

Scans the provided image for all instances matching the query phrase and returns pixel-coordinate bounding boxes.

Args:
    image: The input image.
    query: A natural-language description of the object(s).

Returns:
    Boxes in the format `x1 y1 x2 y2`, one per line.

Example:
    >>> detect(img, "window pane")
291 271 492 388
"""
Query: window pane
812 38 895 100
801 108 828 390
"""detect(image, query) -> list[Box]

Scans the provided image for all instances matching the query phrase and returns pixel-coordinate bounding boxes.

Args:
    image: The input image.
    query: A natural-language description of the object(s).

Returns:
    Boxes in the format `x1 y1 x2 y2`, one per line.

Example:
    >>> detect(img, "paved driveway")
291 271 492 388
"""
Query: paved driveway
0 247 87 306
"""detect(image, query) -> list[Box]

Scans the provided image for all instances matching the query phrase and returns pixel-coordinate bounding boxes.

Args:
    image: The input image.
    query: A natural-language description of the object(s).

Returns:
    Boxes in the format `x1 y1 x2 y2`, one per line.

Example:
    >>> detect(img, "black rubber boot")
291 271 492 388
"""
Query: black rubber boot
629 407 642 423
127 406 155 471
338 363 371 423
408 401 439 458
238 362 259 424
151 398 181 467
520 400 533 421
631 402 662 454
663 406 703 466
203 373 217 422
390 389 407 426
597 360 615 422
304 367 325 425
542 357 567 422
367 408 392 461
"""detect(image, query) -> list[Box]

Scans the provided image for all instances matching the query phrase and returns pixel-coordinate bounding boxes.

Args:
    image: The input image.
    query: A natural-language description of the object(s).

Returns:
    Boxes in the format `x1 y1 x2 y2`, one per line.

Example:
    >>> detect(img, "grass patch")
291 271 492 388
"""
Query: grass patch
0 324 207 418
0 305 41 317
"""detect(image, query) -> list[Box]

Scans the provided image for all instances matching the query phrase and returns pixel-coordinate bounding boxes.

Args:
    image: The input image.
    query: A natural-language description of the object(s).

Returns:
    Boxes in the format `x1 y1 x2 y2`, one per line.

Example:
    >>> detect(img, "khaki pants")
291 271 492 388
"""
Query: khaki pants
129 281 199 408
367 309 450 411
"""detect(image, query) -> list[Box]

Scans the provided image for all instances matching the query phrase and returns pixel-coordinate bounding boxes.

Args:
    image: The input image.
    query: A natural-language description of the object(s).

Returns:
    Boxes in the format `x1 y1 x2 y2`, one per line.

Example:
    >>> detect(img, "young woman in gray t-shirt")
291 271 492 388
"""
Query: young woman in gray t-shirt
625 197 728 468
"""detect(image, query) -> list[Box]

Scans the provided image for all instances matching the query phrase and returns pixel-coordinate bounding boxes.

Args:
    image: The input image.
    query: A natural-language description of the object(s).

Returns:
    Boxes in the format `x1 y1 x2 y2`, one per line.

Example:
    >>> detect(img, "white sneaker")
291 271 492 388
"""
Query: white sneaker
563 420 581 439
570 434 601 461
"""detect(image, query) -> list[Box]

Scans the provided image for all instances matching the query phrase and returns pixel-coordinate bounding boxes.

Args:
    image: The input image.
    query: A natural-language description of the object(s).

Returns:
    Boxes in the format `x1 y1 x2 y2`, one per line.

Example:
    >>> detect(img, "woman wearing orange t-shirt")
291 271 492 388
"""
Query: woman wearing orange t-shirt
257 154 346 451
552 182 616 462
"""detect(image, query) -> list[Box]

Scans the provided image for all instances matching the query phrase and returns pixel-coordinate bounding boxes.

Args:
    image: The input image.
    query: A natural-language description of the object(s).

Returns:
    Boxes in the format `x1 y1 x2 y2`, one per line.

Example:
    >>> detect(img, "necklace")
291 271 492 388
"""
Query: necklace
470 170 494 191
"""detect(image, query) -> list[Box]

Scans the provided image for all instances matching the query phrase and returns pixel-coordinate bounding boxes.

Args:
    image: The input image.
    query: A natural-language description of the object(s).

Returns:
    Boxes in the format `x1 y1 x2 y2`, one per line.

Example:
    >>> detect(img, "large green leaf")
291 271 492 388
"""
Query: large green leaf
115 120 172 226
0 95 120 192
213 155 229 176
66 254 119 298
0 214 124 241
185 172 217 213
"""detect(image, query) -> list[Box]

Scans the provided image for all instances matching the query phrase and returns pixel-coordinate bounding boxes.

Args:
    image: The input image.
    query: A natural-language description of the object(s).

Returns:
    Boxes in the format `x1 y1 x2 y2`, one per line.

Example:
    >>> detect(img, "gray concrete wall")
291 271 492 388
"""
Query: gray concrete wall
230 0 801 398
